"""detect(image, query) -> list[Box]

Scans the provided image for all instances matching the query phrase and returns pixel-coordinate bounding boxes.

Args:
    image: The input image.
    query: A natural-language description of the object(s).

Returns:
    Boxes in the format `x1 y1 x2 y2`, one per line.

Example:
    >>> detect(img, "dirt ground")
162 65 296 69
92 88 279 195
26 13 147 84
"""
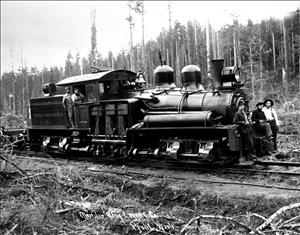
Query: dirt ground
0 134 300 234
0 155 299 235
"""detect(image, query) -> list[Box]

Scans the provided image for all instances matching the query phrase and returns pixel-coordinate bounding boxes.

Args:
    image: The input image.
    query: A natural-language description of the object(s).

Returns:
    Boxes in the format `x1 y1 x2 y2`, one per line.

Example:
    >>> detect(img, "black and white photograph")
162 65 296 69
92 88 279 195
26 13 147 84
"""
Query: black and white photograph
1 1 300 234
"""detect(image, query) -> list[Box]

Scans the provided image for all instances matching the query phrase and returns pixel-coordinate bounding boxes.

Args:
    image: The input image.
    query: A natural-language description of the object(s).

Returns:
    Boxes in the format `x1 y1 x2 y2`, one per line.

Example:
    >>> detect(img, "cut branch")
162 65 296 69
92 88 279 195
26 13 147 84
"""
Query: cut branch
257 203 300 231
0 154 27 176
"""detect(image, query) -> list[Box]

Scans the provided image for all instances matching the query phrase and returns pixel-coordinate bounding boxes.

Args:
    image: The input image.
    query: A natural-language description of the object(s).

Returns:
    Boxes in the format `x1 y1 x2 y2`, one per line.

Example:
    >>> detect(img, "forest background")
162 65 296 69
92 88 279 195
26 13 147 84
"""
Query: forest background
0 2 299 123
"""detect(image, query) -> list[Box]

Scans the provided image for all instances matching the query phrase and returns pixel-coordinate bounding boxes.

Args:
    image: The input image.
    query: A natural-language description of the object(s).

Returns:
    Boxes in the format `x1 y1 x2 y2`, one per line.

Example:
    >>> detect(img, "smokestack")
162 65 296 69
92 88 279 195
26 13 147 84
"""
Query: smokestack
181 65 202 91
154 65 176 88
210 59 224 90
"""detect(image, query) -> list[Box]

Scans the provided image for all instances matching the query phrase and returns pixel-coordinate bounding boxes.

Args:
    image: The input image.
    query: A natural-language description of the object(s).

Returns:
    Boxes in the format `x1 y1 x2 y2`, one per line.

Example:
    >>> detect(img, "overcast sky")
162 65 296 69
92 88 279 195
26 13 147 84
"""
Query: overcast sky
1 1 299 75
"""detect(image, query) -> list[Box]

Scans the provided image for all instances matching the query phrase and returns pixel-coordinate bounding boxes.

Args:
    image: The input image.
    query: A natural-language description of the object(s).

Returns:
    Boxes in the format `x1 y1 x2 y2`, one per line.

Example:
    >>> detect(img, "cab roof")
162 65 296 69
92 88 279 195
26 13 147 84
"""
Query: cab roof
56 69 136 86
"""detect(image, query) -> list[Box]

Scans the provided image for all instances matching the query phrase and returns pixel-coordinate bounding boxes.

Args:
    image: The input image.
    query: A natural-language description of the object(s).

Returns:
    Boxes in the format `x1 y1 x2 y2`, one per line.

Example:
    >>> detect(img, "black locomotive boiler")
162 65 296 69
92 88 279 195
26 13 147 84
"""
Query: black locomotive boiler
28 59 248 163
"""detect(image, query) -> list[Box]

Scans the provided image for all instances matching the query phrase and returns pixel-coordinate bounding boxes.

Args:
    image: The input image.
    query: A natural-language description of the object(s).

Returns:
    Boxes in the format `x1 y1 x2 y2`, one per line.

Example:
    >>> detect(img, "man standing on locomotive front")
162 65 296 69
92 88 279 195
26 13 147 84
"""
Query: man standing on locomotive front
62 86 75 128
233 101 256 163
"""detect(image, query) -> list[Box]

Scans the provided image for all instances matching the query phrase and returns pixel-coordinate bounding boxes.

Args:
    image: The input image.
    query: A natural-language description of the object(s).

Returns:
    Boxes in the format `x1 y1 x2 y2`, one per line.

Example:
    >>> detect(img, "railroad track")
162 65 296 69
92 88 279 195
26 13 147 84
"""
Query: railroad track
4 150 300 192
122 160 300 178
9 149 300 177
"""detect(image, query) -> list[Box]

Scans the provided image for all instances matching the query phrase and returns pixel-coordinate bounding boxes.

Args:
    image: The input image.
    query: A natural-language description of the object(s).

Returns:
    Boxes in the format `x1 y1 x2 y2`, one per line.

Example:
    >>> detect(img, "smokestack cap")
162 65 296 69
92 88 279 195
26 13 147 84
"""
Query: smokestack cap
181 65 201 84
154 65 175 87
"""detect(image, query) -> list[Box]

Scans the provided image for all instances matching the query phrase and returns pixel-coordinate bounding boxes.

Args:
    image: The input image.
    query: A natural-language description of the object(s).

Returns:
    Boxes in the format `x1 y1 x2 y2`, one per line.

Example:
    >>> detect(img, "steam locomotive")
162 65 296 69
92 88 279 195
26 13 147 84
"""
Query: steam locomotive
28 60 249 163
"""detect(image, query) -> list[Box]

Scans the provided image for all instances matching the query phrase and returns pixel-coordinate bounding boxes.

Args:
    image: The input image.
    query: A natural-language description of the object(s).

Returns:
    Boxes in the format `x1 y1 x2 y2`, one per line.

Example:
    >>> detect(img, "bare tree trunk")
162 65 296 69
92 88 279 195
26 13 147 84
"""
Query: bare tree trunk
24 59 29 118
20 48 25 117
282 17 288 96
162 29 165 62
206 21 211 79
291 17 295 73
175 39 180 85
259 26 263 97
194 23 198 66
41 67 44 85
233 30 237 66
111 55 114 70
216 31 220 59
10 49 16 114
166 48 169 66
141 1 145 70
168 3 174 69
90 9 97 67
282 67 287 97
282 18 288 74
127 3 134 71
236 21 241 66
184 45 188 65
250 44 255 99
272 32 276 72
148 50 153 86
21 80 24 117
187 30 191 65
168 3 172 30
228 41 232 66
212 30 216 59
12 74 15 115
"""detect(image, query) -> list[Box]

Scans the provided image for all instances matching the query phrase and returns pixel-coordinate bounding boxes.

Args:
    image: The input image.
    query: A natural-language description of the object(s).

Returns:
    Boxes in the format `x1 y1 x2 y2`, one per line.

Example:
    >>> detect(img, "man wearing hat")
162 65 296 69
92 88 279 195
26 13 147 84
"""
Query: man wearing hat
62 86 75 128
233 100 256 163
251 102 273 146
135 69 146 88
263 99 279 151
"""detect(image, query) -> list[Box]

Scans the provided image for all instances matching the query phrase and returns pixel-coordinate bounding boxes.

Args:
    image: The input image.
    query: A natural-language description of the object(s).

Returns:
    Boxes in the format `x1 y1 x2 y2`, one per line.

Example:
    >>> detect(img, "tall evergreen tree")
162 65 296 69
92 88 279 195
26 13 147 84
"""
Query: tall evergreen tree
73 52 82 76
90 9 97 67
64 51 74 78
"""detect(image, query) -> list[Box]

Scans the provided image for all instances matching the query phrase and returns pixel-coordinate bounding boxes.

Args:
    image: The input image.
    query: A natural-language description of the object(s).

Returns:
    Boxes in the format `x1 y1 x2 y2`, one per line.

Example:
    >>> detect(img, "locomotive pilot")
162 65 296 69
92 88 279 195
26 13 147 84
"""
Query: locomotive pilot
233 101 256 163
62 86 75 128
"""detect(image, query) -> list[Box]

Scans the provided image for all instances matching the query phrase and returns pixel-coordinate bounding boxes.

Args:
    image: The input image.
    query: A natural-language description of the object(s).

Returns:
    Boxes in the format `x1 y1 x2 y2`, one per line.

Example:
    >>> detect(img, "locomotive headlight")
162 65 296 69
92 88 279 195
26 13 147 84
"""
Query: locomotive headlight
221 66 241 84
235 69 240 82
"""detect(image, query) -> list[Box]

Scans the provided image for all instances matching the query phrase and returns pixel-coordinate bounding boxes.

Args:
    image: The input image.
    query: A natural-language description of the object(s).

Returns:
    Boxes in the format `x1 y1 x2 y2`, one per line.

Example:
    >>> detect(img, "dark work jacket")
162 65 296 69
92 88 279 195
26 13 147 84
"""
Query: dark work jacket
233 111 249 134
251 108 267 135
233 110 254 152
251 109 267 124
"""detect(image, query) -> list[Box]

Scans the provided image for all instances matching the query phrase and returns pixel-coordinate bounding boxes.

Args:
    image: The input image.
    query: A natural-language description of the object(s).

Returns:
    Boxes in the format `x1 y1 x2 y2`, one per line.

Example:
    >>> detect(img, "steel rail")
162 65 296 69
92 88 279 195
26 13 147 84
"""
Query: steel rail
254 160 300 167
10 150 300 178
123 161 300 177
87 167 300 192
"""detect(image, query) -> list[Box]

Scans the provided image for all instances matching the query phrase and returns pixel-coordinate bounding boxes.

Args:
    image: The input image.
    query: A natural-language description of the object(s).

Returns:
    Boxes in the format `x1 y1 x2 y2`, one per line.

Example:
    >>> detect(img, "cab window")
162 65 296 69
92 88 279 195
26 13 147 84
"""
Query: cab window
73 85 86 97
86 83 96 102
99 83 105 94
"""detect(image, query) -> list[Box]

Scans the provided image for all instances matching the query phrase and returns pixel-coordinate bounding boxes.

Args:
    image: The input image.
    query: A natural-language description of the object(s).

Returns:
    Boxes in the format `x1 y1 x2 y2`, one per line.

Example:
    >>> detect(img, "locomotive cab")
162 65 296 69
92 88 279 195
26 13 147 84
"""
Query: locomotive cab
28 69 138 154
